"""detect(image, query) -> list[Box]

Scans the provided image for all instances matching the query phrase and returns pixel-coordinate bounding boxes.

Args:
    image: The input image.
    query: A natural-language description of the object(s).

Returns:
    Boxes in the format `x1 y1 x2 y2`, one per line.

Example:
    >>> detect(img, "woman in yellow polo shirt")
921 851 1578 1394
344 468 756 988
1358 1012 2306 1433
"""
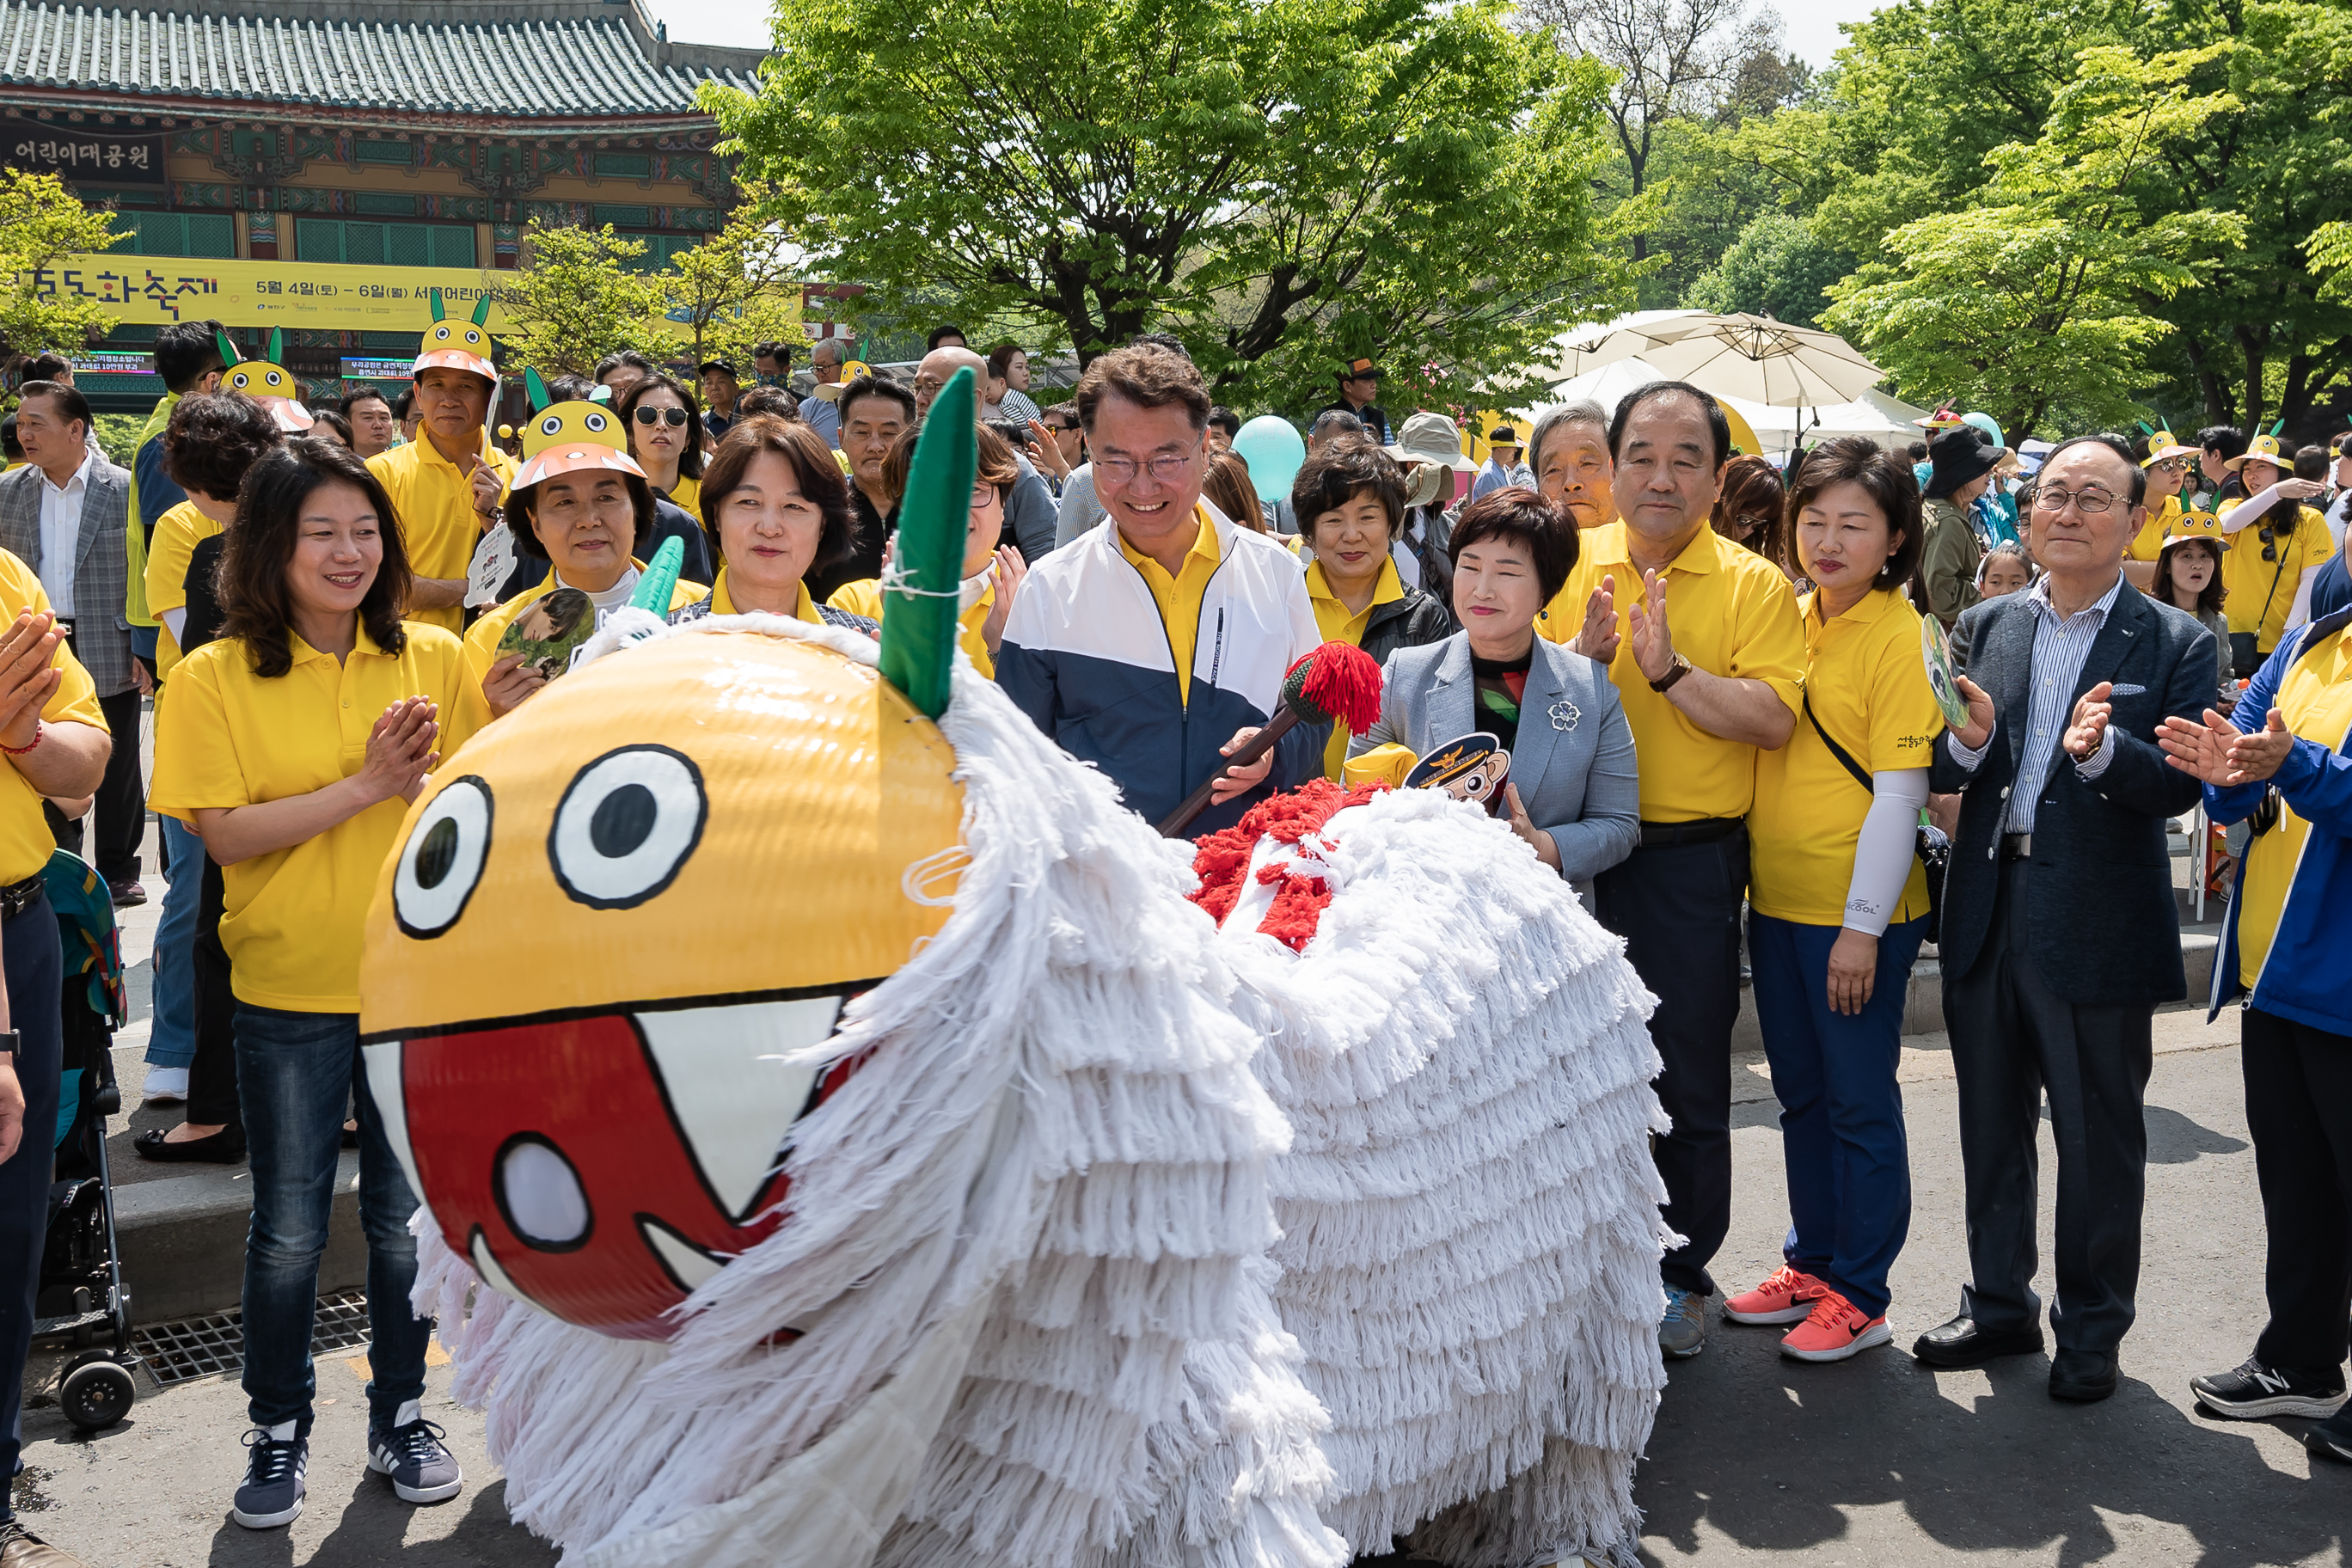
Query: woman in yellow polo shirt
150 438 487 1530
828 423 1026 676
1728 437 1943 1364
2219 433 2334 675
1290 440 1450 776
675 417 875 633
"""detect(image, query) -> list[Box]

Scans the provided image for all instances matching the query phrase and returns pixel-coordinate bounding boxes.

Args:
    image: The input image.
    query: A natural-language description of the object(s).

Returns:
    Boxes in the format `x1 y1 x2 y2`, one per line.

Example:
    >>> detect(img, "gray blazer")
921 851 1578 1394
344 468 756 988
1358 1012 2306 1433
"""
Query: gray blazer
0 458 136 697
1351 632 1639 884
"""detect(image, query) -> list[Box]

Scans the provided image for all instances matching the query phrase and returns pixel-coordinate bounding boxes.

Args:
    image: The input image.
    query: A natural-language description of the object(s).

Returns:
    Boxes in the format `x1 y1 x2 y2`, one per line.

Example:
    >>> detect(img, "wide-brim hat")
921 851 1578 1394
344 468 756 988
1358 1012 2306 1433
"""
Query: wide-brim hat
2157 524 2227 567
511 442 646 494
413 346 498 384
1915 407 1965 430
1925 427 2004 496
511 398 646 493
2141 428 2198 466
2225 432 2286 472
1385 410 1478 472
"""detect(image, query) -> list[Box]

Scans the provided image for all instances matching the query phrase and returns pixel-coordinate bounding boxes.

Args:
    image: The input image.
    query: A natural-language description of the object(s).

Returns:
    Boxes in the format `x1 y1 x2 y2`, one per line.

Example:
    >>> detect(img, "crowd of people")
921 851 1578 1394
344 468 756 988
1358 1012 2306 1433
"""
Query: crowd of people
0 314 2349 1567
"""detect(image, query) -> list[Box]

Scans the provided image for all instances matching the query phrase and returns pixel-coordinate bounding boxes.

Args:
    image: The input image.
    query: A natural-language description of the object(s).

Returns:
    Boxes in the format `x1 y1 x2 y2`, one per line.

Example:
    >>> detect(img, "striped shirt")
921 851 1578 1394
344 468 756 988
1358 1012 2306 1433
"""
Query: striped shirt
1947 571 2122 832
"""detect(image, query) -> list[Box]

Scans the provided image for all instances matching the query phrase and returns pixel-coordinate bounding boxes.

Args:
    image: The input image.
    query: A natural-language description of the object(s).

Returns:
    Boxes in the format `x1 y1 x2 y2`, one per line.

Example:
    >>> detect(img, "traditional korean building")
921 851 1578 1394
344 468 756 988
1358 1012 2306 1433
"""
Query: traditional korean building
0 0 769 411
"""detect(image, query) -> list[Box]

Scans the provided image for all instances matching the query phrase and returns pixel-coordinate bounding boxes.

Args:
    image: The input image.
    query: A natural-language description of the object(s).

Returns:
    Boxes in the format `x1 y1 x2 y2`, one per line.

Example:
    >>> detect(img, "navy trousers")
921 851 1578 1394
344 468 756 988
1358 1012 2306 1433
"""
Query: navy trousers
0 893 64 1518
1749 912 1926 1319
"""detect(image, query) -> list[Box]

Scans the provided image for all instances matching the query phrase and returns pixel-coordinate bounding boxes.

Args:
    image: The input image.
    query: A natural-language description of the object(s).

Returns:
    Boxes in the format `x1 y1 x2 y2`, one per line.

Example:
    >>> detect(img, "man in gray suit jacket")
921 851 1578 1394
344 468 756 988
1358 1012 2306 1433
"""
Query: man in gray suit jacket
1912 434 2212 1403
1 382 143 900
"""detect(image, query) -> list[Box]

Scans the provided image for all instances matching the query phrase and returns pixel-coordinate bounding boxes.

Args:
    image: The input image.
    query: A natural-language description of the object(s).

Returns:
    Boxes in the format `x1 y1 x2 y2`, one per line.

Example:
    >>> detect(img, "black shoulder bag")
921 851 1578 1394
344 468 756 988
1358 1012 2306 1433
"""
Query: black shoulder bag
1802 689 1946 944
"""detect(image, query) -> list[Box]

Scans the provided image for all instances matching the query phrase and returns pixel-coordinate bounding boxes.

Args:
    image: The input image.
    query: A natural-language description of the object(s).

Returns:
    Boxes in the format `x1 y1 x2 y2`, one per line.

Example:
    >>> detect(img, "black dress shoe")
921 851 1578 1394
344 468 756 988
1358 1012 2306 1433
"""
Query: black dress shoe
2050 1348 2118 1403
1913 1314 2045 1367
132 1124 245 1163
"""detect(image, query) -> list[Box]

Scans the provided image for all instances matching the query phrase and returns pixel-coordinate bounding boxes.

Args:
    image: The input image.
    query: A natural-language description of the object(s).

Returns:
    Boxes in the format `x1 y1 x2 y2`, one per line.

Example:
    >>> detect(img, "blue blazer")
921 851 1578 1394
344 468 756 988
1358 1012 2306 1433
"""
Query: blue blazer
1351 632 1639 883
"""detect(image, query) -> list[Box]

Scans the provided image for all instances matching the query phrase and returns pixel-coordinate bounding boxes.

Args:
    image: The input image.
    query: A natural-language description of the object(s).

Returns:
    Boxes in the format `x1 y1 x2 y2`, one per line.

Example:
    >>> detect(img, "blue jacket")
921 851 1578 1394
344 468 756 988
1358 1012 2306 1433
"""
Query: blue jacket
2205 607 2352 1031
996 505 1326 836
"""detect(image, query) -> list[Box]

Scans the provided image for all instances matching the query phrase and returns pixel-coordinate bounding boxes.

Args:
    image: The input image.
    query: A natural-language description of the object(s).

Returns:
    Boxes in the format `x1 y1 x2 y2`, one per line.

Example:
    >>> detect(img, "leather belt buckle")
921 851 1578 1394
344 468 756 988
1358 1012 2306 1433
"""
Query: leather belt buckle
0 873 45 922
2000 832 2033 861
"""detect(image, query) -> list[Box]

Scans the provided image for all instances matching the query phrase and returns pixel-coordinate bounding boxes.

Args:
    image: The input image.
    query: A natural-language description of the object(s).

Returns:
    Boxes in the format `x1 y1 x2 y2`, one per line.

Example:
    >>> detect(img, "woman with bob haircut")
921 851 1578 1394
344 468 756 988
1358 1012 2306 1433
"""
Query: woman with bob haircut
827 422 1029 675
1292 439 1453 776
674 415 877 632
149 437 487 1531
1725 434 1944 1365
1349 486 1637 892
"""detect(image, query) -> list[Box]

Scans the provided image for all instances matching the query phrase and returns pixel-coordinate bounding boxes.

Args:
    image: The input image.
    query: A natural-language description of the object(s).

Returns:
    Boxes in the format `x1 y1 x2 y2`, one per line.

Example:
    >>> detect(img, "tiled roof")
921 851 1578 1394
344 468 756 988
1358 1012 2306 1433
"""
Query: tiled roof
0 3 758 119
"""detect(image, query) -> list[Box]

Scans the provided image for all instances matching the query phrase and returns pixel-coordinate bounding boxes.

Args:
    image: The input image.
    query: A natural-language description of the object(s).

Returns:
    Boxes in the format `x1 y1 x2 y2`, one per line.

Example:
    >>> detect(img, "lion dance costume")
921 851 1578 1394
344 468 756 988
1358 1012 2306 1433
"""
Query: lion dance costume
357 370 1671 1568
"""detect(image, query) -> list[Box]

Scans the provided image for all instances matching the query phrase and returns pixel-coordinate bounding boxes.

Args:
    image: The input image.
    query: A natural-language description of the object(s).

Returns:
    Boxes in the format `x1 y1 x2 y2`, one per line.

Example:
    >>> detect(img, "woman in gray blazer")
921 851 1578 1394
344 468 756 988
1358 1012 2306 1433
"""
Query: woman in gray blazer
1350 487 1638 888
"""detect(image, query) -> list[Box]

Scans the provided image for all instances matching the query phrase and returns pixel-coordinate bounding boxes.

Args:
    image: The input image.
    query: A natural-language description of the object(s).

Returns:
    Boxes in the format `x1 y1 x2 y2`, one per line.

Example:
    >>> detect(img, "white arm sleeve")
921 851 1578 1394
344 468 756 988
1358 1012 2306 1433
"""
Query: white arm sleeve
1841 769 1931 936
2220 482 2286 533
2288 563 2323 634
159 607 187 645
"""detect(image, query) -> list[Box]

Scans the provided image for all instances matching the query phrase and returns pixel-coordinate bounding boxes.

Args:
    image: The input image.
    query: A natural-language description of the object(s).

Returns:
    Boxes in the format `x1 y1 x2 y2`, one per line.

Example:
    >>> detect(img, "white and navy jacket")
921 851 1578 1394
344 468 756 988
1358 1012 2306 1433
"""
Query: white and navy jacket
997 505 1325 836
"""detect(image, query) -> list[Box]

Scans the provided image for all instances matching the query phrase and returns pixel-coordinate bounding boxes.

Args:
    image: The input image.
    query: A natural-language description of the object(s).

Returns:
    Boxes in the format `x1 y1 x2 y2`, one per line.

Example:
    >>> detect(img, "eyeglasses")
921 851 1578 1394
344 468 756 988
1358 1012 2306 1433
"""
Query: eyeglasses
634 406 689 427
971 482 1004 507
1093 452 1194 486
2030 486 2117 515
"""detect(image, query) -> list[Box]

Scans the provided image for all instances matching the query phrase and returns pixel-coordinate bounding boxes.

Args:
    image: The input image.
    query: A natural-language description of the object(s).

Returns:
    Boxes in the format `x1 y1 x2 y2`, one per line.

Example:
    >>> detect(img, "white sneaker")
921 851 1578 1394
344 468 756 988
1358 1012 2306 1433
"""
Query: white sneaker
142 1066 189 1102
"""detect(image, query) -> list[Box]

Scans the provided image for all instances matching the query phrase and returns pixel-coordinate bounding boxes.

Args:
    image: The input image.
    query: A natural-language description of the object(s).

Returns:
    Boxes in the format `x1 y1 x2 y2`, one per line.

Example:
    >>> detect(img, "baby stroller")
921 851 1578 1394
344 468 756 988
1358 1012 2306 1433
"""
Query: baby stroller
33 848 140 1430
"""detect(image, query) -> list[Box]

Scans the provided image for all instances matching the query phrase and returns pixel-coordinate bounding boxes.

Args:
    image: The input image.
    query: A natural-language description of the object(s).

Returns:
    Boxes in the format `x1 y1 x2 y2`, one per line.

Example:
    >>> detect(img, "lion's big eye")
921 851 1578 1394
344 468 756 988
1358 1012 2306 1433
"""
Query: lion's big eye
548 745 706 910
583 411 609 433
539 413 564 436
394 777 493 938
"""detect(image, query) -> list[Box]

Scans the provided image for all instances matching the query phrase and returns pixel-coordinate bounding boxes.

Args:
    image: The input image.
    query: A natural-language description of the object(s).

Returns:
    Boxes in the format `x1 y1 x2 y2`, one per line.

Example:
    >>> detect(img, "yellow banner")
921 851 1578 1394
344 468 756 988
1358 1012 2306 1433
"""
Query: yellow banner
31 254 522 334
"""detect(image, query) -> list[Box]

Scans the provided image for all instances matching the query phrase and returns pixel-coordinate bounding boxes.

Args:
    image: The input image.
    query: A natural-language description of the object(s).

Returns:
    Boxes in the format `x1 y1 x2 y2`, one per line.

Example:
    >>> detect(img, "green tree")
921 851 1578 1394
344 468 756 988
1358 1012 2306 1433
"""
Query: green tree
1822 45 2244 438
1687 211 1853 327
505 222 670 377
0 169 125 366
661 181 810 369
708 0 1630 410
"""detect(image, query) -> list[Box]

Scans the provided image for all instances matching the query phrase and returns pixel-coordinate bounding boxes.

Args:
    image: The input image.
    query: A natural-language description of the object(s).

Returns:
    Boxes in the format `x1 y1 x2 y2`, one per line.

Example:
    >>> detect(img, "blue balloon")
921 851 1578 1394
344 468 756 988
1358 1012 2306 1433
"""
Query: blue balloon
1231 415 1307 504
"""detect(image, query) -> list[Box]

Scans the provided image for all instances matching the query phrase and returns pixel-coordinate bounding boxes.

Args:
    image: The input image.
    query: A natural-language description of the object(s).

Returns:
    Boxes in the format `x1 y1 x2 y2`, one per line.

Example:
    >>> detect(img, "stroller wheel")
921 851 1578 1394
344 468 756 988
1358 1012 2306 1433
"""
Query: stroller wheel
59 1357 136 1431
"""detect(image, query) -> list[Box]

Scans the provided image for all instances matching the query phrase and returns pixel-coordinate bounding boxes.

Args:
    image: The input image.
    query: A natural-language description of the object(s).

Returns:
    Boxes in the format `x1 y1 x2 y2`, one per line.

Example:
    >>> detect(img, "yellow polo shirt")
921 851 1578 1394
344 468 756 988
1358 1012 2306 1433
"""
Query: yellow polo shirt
1749 587 1940 926
708 568 823 622
2237 619 2352 986
825 577 995 677
664 475 701 523
1535 521 1804 822
2220 501 2335 654
1305 557 1404 779
149 619 488 1013
144 499 225 682
461 564 709 687
1117 507 1221 708
366 436 518 637
2125 493 2184 563
0 552 107 885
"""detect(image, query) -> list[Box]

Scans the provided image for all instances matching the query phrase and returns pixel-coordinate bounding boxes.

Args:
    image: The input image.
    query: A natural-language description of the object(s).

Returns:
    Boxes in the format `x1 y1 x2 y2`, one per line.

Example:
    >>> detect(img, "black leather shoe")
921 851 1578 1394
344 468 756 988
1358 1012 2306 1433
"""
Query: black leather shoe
2050 1348 2118 1402
132 1124 245 1164
1912 1314 2045 1367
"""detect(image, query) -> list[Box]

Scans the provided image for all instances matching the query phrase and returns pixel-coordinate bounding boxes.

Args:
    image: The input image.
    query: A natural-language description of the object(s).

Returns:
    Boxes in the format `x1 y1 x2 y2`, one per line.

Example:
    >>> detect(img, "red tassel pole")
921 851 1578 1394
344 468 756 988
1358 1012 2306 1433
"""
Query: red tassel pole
1156 641 1386 838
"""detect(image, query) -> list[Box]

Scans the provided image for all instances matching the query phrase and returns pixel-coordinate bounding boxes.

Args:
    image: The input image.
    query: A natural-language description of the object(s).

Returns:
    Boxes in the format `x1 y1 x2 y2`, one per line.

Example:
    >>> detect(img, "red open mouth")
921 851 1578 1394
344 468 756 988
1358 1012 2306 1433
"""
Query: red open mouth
364 989 867 1341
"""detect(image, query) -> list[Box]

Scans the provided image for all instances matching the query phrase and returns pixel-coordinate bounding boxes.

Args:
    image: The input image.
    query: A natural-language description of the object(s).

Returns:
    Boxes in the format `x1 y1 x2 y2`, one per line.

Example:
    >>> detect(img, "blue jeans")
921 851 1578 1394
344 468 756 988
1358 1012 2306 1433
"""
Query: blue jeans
236 1003 429 1436
144 813 201 1069
1749 913 1927 1319
0 895 63 1518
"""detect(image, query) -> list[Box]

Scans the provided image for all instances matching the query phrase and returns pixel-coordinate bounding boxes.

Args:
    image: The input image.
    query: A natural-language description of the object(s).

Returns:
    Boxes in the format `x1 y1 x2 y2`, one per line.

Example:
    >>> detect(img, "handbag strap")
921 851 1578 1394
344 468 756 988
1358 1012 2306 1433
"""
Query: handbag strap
1803 687 1876 793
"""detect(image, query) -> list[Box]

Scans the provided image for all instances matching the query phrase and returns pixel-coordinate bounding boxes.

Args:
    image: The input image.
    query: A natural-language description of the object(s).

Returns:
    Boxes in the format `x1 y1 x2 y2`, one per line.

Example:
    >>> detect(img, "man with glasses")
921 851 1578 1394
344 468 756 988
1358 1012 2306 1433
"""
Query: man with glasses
998 342 1322 835
799 339 848 448
1912 434 2215 1404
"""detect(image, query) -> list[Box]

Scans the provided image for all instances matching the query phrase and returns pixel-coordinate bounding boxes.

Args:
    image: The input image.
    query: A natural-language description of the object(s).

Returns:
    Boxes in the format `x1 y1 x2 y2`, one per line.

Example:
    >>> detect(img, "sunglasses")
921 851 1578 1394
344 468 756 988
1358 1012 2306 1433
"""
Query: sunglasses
2261 524 2277 562
634 406 689 427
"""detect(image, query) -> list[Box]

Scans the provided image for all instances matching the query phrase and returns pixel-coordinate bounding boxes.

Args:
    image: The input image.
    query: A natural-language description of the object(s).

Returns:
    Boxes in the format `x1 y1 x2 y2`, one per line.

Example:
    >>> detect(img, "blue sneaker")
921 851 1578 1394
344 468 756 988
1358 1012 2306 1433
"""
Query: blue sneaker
368 1400 465 1504
231 1421 307 1528
1660 1285 1706 1359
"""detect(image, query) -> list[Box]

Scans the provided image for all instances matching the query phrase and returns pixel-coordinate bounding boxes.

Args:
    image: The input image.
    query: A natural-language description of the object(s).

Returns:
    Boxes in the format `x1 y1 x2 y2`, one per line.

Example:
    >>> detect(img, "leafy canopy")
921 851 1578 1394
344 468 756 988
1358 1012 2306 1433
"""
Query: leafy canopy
660 181 809 370
1 168 125 366
505 222 671 377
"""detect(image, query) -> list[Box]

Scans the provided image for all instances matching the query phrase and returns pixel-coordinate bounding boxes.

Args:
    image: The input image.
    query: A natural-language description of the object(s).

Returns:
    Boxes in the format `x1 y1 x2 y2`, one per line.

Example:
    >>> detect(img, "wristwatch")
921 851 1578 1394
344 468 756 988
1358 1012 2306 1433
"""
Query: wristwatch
1649 652 1694 695
0 1030 19 1068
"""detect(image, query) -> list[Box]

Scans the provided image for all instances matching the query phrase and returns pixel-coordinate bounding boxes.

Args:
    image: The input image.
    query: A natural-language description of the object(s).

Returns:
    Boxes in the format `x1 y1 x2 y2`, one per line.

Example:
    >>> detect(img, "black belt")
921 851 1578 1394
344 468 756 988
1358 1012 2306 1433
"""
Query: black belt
0 873 46 922
2000 831 2035 861
1638 817 1743 849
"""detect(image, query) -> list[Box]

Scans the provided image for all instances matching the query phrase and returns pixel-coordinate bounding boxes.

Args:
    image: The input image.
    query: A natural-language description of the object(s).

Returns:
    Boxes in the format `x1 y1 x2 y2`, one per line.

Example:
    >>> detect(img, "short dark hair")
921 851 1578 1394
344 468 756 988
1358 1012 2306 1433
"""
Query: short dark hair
309 407 352 447
545 373 596 405
156 320 228 394
754 340 793 370
391 389 415 421
1608 381 1730 469
2294 444 2330 483
926 325 967 352
163 392 283 503
0 416 17 462
1290 440 1407 542
2042 432 2146 507
1127 332 1190 359
26 352 71 382
17 380 90 435
217 438 410 678
1906 440 1929 462
698 416 861 585
1308 409 1364 443
2198 425 2246 461
1449 487 1580 606
616 371 706 481
1207 405 1241 439
1785 436 1924 594
836 372 916 428
594 349 658 383
339 388 391 417
1075 343 1210 435
734 384 801 421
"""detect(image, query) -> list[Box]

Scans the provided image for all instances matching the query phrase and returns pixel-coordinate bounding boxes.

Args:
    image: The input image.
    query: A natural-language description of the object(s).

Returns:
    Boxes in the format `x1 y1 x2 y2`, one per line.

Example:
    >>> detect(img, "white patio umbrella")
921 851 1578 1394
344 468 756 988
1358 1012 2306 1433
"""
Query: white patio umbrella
1635 313 1886 407
1508 309 1718 389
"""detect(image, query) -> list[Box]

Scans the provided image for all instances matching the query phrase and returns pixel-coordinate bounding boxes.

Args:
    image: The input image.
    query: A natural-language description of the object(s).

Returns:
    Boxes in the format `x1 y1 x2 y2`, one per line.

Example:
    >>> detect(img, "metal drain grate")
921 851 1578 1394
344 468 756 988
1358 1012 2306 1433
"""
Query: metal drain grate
133 1291 374 1387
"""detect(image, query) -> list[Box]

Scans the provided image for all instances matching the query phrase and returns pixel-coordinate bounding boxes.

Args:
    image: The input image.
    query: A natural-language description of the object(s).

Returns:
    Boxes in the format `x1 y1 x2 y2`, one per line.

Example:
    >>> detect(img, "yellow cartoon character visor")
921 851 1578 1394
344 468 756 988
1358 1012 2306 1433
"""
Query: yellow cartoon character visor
414 290 499 383
215 328 314 432
510 372 646 492
2225 431 2288 473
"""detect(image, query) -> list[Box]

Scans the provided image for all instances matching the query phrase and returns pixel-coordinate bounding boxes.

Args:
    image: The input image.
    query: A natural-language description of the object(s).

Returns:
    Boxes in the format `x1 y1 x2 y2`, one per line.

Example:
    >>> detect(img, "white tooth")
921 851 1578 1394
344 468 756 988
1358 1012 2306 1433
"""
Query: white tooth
639 1216 725 1293
361 1042 423 1198
469 1228 530 1305
635 997 836 1222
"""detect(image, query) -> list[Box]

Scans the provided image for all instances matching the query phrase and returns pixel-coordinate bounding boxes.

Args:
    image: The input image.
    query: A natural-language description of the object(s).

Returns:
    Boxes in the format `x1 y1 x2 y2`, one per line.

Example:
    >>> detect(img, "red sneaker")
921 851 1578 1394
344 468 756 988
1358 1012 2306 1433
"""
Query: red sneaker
1780 1289 1891 1363
1723 1265 1827 1326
